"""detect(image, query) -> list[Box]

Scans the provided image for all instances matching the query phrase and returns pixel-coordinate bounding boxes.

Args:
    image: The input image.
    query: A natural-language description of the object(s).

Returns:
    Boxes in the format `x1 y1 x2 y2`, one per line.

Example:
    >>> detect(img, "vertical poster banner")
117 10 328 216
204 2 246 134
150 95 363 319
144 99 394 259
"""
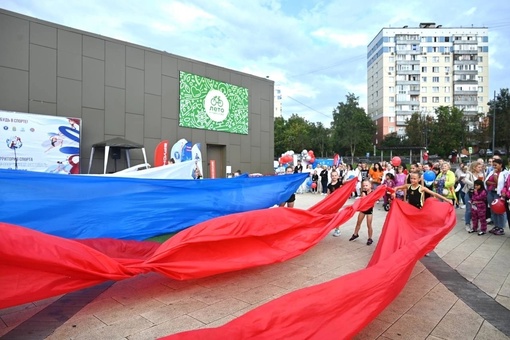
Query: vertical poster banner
0 111 81 174
179 71 249 134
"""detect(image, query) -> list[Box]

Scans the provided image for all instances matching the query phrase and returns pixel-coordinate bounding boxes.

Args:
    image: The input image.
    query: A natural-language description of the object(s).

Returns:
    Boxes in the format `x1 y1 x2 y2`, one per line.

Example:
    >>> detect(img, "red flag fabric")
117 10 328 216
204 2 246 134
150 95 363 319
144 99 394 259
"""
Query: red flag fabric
162 198 456 339
0 179 368 308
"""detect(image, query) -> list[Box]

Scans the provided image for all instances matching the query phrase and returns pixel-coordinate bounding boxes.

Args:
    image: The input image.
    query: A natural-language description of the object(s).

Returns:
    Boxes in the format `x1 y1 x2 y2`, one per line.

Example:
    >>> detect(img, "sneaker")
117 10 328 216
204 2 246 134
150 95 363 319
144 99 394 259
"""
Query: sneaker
366 238 373 245
478 231 486 235
332 229 341 237
489 226 498 234
349 234 359 241
468 229 476 233
494 228 505 235
465 224 473 232
460 205 466 209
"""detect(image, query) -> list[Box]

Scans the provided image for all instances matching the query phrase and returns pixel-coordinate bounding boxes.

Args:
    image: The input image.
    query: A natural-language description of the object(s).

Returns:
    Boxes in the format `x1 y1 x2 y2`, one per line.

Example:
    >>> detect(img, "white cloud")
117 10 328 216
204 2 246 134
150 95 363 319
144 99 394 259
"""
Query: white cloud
1 0 509 125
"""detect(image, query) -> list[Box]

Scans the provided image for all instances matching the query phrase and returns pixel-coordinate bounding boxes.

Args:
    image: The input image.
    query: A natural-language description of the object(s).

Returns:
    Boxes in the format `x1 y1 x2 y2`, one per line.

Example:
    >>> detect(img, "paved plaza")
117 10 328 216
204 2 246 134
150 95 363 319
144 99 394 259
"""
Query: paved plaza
2 192 510 339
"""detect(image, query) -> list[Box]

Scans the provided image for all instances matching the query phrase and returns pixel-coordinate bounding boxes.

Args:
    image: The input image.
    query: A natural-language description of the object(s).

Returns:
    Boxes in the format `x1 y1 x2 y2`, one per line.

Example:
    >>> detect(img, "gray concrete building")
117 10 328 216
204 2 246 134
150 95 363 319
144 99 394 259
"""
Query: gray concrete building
0 9 275 176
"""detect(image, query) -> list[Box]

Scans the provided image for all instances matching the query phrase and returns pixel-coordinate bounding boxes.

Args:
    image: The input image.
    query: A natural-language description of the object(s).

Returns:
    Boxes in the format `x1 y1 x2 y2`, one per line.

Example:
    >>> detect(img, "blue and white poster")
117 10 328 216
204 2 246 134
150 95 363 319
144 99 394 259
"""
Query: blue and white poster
0 111 81 174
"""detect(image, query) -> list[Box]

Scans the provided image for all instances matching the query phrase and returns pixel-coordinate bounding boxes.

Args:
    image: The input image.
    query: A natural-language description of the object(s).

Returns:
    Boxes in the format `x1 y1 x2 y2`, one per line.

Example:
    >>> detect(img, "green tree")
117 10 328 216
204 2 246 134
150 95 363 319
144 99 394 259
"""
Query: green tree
428 106 465 157
405 113 433 148
330 93 376 158
488 88 510 153
273 116 286 157
308 122 333 158
380 132 405 148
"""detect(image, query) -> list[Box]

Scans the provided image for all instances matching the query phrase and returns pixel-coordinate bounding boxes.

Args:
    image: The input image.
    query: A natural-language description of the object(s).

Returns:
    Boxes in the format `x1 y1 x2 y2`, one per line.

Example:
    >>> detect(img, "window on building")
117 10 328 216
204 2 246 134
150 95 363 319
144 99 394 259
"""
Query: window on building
445 97 450 103
445 76 450 82
445 56 450 62
432 97 439 103
478 56 483 62
389 57 394 63
432 67 439 73
388 116 394 123
445 66 450 73
422 76 427 82
432 86 439 92
478 76 483 82
422 97 427 103
421 86 427 93
422 56 427 62
389 86 394 93
432 77 439 82
478 86 483 93
388 66 394 72
478 96 483 103
478 66 483 72
433 56 440 62
421 66 427 72
444 86 450 93
389 97 395 102
388 126 395 133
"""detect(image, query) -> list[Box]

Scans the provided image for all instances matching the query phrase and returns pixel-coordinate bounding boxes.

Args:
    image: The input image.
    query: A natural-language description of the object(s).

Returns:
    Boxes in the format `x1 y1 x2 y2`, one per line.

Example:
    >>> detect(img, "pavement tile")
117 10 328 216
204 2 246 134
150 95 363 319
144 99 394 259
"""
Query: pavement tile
187 298 250 324
430 299 483 339
127 315 204 340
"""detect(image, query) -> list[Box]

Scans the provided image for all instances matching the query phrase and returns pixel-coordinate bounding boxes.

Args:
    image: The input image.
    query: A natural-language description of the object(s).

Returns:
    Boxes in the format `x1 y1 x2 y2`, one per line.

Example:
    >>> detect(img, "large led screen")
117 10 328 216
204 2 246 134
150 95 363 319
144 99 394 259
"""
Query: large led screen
179 71 249 134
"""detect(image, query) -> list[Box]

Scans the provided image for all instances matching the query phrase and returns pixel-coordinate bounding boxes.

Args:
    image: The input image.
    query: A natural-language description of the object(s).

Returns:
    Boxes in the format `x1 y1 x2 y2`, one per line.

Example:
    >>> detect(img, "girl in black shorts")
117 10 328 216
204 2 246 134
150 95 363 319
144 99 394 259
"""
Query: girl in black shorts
349 180 375 245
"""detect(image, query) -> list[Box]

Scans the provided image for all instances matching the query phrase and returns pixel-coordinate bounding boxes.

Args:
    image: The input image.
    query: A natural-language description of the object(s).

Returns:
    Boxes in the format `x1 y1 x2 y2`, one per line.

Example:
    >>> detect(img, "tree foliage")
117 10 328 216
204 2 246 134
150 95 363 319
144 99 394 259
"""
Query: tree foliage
330 93 376 158
427 106 466 156
488 88 510 153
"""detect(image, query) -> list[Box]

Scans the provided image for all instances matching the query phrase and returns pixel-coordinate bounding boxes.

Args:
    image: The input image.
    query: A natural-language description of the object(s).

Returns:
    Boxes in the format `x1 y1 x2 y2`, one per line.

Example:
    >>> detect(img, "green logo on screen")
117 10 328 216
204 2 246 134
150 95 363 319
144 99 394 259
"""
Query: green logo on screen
205 90 229 122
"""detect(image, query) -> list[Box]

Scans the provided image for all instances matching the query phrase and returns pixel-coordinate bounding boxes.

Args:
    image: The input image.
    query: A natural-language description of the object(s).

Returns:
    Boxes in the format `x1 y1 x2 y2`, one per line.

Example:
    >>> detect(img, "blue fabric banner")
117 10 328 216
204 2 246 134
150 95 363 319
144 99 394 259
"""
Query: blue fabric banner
0 169 307 240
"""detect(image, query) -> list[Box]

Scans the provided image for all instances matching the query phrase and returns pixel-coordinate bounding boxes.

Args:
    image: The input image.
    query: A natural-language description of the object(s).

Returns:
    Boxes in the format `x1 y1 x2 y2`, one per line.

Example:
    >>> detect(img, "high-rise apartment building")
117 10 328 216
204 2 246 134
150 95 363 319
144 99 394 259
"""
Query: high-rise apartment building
367 23 489 145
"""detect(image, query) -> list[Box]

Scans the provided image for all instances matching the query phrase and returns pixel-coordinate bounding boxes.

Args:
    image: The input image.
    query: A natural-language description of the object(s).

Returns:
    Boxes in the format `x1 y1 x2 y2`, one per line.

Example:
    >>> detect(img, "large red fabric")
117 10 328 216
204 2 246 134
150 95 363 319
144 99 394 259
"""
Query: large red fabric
0 179 367 308
163 198 456 339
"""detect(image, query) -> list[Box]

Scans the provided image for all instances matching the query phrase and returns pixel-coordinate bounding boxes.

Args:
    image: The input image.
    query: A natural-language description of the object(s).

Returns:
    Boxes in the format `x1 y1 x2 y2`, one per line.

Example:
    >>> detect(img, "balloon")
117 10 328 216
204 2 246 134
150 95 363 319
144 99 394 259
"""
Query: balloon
307 179 312 186
423 170 436 182
308 150 314 156
391 156 401 167
309 157 315 164
305 155 311 161
491 198 506 214
442 189 449 196
301 149 308 157
311 182 317 189
424 180 433 187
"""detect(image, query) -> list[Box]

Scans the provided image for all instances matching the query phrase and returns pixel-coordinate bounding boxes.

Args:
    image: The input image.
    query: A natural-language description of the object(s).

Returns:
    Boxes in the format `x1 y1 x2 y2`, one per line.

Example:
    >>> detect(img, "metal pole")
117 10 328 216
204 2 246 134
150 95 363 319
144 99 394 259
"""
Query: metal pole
492 90 496 153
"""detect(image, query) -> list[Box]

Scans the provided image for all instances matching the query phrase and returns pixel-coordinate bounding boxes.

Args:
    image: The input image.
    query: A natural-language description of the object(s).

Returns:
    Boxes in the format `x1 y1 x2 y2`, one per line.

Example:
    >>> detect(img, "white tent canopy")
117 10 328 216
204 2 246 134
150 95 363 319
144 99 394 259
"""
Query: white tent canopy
87 137 148 174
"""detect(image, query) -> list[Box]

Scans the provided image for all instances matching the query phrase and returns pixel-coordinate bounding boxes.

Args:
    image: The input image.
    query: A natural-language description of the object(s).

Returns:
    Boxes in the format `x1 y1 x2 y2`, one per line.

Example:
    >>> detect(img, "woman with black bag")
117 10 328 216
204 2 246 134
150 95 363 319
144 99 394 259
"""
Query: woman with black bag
463 161 484 232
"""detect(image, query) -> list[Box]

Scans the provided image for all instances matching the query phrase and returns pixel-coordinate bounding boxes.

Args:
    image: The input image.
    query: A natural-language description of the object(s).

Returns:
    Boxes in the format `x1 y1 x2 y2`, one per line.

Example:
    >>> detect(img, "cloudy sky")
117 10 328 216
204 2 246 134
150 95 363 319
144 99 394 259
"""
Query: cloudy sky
2 0 509 125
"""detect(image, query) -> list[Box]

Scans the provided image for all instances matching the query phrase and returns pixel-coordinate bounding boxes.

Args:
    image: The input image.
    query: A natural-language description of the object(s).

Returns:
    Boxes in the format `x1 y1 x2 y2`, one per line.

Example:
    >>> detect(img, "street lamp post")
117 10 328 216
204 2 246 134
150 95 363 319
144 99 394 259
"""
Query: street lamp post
492 90 496 153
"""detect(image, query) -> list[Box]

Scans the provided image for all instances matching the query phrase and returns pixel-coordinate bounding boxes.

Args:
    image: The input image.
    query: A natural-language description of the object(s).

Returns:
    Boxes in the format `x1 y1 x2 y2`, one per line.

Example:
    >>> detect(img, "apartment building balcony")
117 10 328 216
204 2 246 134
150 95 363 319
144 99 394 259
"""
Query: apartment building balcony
453 59 478 65
395 80 420 85
454 99 478 106
453 69 478 75
395 37 420 44
395 69 420 75
454 89 477 95
453 79 478 84
396 59 420 65
409 89 420 95
453 48 478 54
453 39 478 45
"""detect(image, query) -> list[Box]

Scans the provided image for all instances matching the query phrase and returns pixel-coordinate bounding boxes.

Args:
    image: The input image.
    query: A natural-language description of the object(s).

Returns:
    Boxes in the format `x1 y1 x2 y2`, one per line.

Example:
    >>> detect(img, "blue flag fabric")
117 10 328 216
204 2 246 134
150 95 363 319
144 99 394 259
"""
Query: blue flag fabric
0 169 307 240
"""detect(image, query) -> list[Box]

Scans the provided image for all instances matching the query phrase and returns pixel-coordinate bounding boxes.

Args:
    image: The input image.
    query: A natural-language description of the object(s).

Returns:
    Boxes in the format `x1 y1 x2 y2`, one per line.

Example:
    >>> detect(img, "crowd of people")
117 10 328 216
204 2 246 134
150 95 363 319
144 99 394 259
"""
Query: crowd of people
278 153 510 244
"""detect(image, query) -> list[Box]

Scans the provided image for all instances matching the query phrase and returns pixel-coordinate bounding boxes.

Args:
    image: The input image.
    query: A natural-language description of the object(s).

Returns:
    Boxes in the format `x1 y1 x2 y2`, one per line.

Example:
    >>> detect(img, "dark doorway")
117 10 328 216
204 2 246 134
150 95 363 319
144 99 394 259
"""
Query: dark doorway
206 144 226 178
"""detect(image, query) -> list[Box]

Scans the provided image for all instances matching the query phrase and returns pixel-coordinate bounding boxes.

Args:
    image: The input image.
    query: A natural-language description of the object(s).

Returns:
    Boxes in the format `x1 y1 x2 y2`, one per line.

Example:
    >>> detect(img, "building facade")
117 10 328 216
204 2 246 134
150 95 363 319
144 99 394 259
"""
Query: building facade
367 23 489 145
0 9 275 176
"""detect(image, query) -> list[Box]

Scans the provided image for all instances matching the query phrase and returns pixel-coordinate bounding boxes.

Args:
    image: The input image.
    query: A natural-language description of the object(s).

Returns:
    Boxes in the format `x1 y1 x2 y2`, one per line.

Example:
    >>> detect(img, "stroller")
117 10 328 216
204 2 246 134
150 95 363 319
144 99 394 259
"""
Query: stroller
383 187 404 211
